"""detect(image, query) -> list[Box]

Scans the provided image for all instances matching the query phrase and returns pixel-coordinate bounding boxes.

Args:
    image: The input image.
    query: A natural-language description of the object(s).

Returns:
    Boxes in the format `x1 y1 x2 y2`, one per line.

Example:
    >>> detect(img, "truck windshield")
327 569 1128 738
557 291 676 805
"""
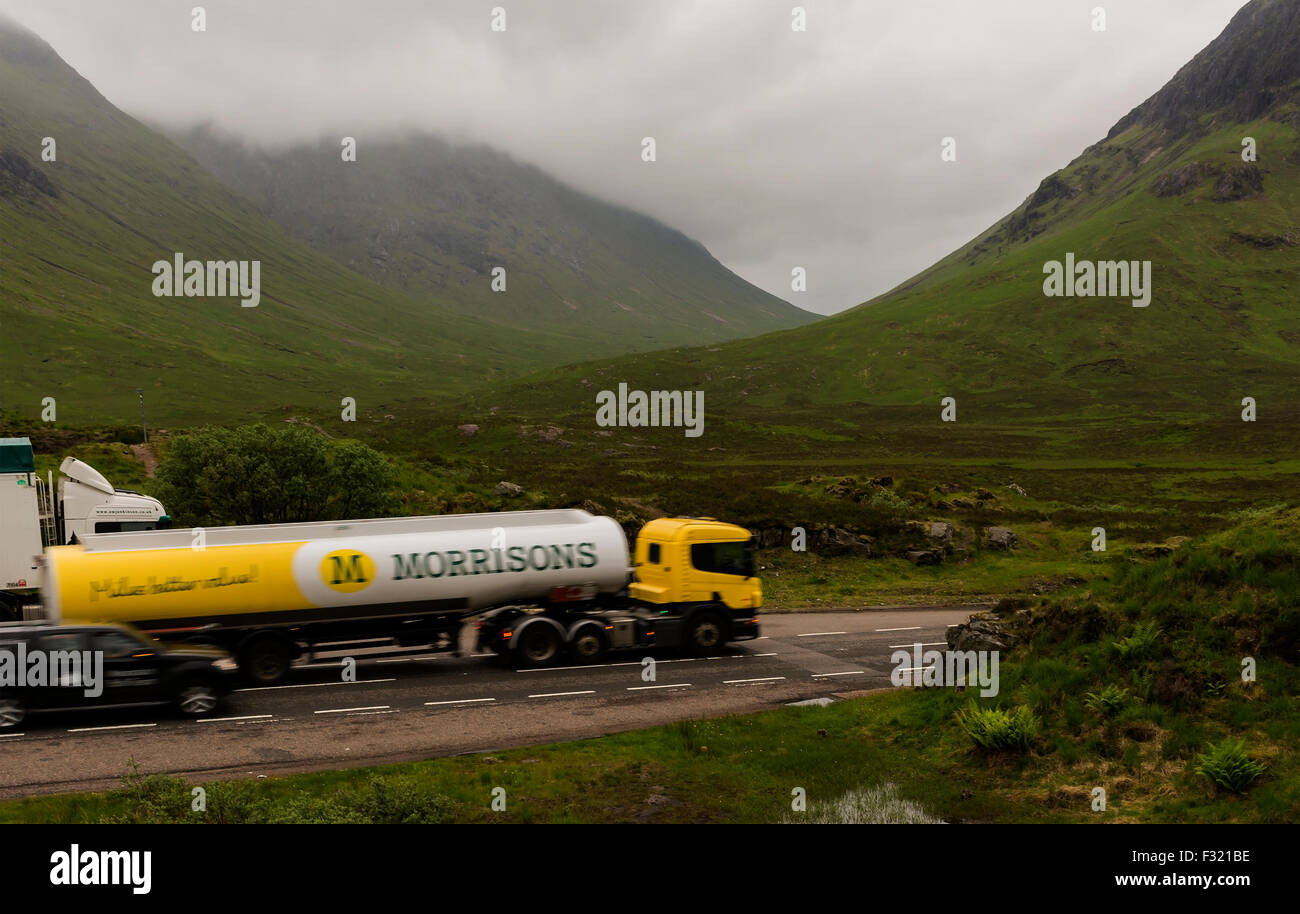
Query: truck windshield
690 540 755 578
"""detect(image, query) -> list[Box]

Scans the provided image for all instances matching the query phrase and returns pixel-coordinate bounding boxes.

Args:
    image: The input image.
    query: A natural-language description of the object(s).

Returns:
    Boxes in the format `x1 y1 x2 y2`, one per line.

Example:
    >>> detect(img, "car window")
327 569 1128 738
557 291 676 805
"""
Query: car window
37 631 88 653
648 543 661 564
91 630 149 659
690 541 755 577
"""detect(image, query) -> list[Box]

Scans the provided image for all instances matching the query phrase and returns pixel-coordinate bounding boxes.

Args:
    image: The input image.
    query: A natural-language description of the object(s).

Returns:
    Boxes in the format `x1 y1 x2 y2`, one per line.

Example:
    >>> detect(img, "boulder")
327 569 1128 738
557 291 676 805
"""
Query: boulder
927 522 954 545
982 526 1018 550
906 549 942 566
457 424 480 437
494 481 525 497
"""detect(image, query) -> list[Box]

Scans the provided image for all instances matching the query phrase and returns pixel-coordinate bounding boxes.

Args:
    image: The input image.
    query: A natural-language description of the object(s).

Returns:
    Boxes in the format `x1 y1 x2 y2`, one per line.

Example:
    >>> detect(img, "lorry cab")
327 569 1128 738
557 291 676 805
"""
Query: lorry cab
630 516 762 611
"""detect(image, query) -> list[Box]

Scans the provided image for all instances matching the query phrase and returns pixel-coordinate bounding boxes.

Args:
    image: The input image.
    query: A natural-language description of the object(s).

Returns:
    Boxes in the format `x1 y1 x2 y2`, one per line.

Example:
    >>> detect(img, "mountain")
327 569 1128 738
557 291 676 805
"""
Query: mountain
449 0 1300 462
166 127 813 352
0 14 603 427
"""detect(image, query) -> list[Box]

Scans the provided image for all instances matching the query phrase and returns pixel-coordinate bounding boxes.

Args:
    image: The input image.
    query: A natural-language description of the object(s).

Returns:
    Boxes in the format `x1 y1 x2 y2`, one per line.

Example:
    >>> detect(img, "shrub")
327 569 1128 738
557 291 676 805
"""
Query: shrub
1194 739 1266 793
1111 620 1162 663
955 701 1038 751
1083 684 1130 717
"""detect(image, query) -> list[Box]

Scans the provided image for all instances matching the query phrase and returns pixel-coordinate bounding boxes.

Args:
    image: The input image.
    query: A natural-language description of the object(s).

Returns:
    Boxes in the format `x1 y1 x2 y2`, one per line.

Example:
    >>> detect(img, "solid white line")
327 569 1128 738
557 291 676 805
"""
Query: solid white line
797 631 847 637
888 642 949 648
424 698 497 706
876 626 921 632
626 683 692 691
528 690 596 698
724 677 786 684
750 652 779 657
377 655 441 664
196 714 274 723
812 671 867 677
236 678 395 692
314 705 390 714
67 723 157 733
0 733 24 738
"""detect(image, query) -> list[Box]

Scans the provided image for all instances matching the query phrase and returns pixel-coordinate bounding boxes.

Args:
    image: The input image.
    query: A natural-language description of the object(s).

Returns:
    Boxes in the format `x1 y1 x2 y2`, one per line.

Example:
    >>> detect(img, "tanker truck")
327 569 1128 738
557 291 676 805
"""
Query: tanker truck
1 437 169 620
42 509 762 683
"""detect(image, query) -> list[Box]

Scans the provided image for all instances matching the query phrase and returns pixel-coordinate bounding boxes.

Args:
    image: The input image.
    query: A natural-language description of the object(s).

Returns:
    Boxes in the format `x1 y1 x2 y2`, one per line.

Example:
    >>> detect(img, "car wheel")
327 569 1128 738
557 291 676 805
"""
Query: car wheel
685 613 726 656
0 695 28 729
176 680 221 717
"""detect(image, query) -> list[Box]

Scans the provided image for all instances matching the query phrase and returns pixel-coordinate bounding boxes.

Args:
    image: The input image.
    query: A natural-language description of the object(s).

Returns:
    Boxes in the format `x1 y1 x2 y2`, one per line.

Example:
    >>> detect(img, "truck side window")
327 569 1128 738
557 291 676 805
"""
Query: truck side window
648 543 661 564
690 542 755 577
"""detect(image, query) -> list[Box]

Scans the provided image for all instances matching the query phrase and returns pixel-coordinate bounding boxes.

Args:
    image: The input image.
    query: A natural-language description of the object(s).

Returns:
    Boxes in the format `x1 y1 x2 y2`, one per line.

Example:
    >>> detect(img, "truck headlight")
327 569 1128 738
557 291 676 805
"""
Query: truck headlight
214 657 238 672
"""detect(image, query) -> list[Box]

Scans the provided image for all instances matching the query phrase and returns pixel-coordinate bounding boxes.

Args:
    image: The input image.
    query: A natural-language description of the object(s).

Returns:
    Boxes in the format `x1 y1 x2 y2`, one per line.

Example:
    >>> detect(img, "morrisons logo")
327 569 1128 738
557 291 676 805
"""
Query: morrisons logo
392 542 598 580
320 550 376 593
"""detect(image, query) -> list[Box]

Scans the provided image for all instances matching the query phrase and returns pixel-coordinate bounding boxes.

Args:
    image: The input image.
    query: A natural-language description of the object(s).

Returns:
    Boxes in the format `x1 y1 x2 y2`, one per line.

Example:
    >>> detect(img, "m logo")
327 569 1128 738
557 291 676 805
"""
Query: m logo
321 550 375 593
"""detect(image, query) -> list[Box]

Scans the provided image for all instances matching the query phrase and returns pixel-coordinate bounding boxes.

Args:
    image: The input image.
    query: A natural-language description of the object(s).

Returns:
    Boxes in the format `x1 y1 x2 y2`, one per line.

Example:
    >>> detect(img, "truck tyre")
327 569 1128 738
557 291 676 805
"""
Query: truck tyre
568 625 607 663
241 636 292 685
176 679 221 717
515 623 562 668
0 695 27 730
685 612 727 656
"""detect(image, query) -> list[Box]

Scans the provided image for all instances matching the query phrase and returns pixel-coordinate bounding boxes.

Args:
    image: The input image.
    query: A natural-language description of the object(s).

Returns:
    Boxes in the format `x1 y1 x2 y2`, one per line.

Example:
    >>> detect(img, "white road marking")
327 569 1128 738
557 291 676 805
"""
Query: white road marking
314 705 390 714
0 733 25 738
517 661 639 673
68 723 157 733
888 642 949 648
626 683 693 691
797 631 847 637
236 678 395 692
812 671 867 677
876 626 921 632
528 690 597 699
196 714 274 723
724 677 786 684
377 655 442 664
424 698 497 706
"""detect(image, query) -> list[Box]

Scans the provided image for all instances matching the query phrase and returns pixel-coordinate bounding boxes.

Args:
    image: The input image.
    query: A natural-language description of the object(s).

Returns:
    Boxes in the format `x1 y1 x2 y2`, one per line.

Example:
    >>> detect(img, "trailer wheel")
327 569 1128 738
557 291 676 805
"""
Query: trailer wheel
0 695 27 730
569 625 607 663
241 636 292 684
515 624 562 668
685 613 727 656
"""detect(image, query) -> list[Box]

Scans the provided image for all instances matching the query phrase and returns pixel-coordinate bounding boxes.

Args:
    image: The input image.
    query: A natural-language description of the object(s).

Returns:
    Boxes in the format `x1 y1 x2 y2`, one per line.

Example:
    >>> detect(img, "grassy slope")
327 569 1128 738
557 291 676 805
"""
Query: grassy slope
169 129 815 355
0 21 585 427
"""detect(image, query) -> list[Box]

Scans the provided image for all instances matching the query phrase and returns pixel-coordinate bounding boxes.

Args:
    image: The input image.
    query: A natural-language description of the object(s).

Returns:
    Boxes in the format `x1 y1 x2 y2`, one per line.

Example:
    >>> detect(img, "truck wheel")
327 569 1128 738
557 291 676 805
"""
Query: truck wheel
176 680 221 717
685 613 727 656
0 695 27 730
515 624 562 668
241 637 292 685
569 626 607 663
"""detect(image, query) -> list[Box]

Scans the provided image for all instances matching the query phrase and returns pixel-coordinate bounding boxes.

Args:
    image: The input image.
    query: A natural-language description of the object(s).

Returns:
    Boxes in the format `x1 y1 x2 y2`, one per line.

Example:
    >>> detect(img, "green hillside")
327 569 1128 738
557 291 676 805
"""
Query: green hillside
420 0 1300 465
0 16 585 427
167 127 813 353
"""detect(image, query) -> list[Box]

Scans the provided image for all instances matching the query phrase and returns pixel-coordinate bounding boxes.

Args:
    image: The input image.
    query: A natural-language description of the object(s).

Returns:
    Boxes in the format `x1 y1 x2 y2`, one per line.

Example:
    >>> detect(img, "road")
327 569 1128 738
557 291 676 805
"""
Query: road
0 606 984 798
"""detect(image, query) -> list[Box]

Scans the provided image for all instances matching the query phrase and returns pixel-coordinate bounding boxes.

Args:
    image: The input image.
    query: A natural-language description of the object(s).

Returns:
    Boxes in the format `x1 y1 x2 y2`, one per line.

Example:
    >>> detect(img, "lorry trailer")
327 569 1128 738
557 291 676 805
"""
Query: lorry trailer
43 509 762 683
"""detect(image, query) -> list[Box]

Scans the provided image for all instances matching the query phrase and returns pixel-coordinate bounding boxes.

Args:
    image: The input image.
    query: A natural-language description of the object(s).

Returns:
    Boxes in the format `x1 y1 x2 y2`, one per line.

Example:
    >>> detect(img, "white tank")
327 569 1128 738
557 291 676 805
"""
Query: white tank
46 509 630 626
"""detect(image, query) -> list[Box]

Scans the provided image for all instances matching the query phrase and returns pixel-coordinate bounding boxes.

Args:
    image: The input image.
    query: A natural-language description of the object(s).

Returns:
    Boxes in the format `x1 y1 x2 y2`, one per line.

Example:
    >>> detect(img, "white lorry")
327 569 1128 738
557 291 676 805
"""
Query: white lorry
0 437 168 619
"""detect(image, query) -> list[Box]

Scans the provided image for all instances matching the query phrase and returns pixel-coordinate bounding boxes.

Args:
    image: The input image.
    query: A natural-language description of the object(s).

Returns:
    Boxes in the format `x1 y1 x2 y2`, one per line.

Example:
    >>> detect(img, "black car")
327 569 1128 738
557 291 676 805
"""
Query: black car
0 621 239 730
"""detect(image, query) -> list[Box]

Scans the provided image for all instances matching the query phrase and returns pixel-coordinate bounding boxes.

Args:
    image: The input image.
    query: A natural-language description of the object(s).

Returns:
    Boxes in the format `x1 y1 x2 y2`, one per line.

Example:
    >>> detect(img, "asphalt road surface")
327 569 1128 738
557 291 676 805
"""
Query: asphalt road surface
0 606 986 798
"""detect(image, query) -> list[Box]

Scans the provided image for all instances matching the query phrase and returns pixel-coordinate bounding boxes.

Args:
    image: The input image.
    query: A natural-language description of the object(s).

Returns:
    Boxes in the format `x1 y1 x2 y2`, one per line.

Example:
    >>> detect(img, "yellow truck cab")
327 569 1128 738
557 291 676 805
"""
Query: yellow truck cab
629 516 761 651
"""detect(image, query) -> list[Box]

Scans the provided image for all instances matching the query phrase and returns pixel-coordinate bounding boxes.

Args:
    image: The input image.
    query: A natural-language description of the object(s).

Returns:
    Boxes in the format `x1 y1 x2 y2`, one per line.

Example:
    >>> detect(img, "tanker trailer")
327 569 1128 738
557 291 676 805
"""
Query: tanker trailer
42 510 761 683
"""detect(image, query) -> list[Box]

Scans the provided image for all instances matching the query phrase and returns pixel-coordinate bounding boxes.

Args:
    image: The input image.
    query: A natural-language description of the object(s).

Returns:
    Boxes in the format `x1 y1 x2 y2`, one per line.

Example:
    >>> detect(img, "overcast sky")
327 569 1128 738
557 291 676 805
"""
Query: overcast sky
0 0 1249 314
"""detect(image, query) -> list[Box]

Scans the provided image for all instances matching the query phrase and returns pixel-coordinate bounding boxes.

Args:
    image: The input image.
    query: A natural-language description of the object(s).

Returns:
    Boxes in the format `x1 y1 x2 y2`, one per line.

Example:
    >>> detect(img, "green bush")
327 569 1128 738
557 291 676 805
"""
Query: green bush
1194 739 1266 793
1110 620 1162 663
1083 684 1130 717
954 701 1038 751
